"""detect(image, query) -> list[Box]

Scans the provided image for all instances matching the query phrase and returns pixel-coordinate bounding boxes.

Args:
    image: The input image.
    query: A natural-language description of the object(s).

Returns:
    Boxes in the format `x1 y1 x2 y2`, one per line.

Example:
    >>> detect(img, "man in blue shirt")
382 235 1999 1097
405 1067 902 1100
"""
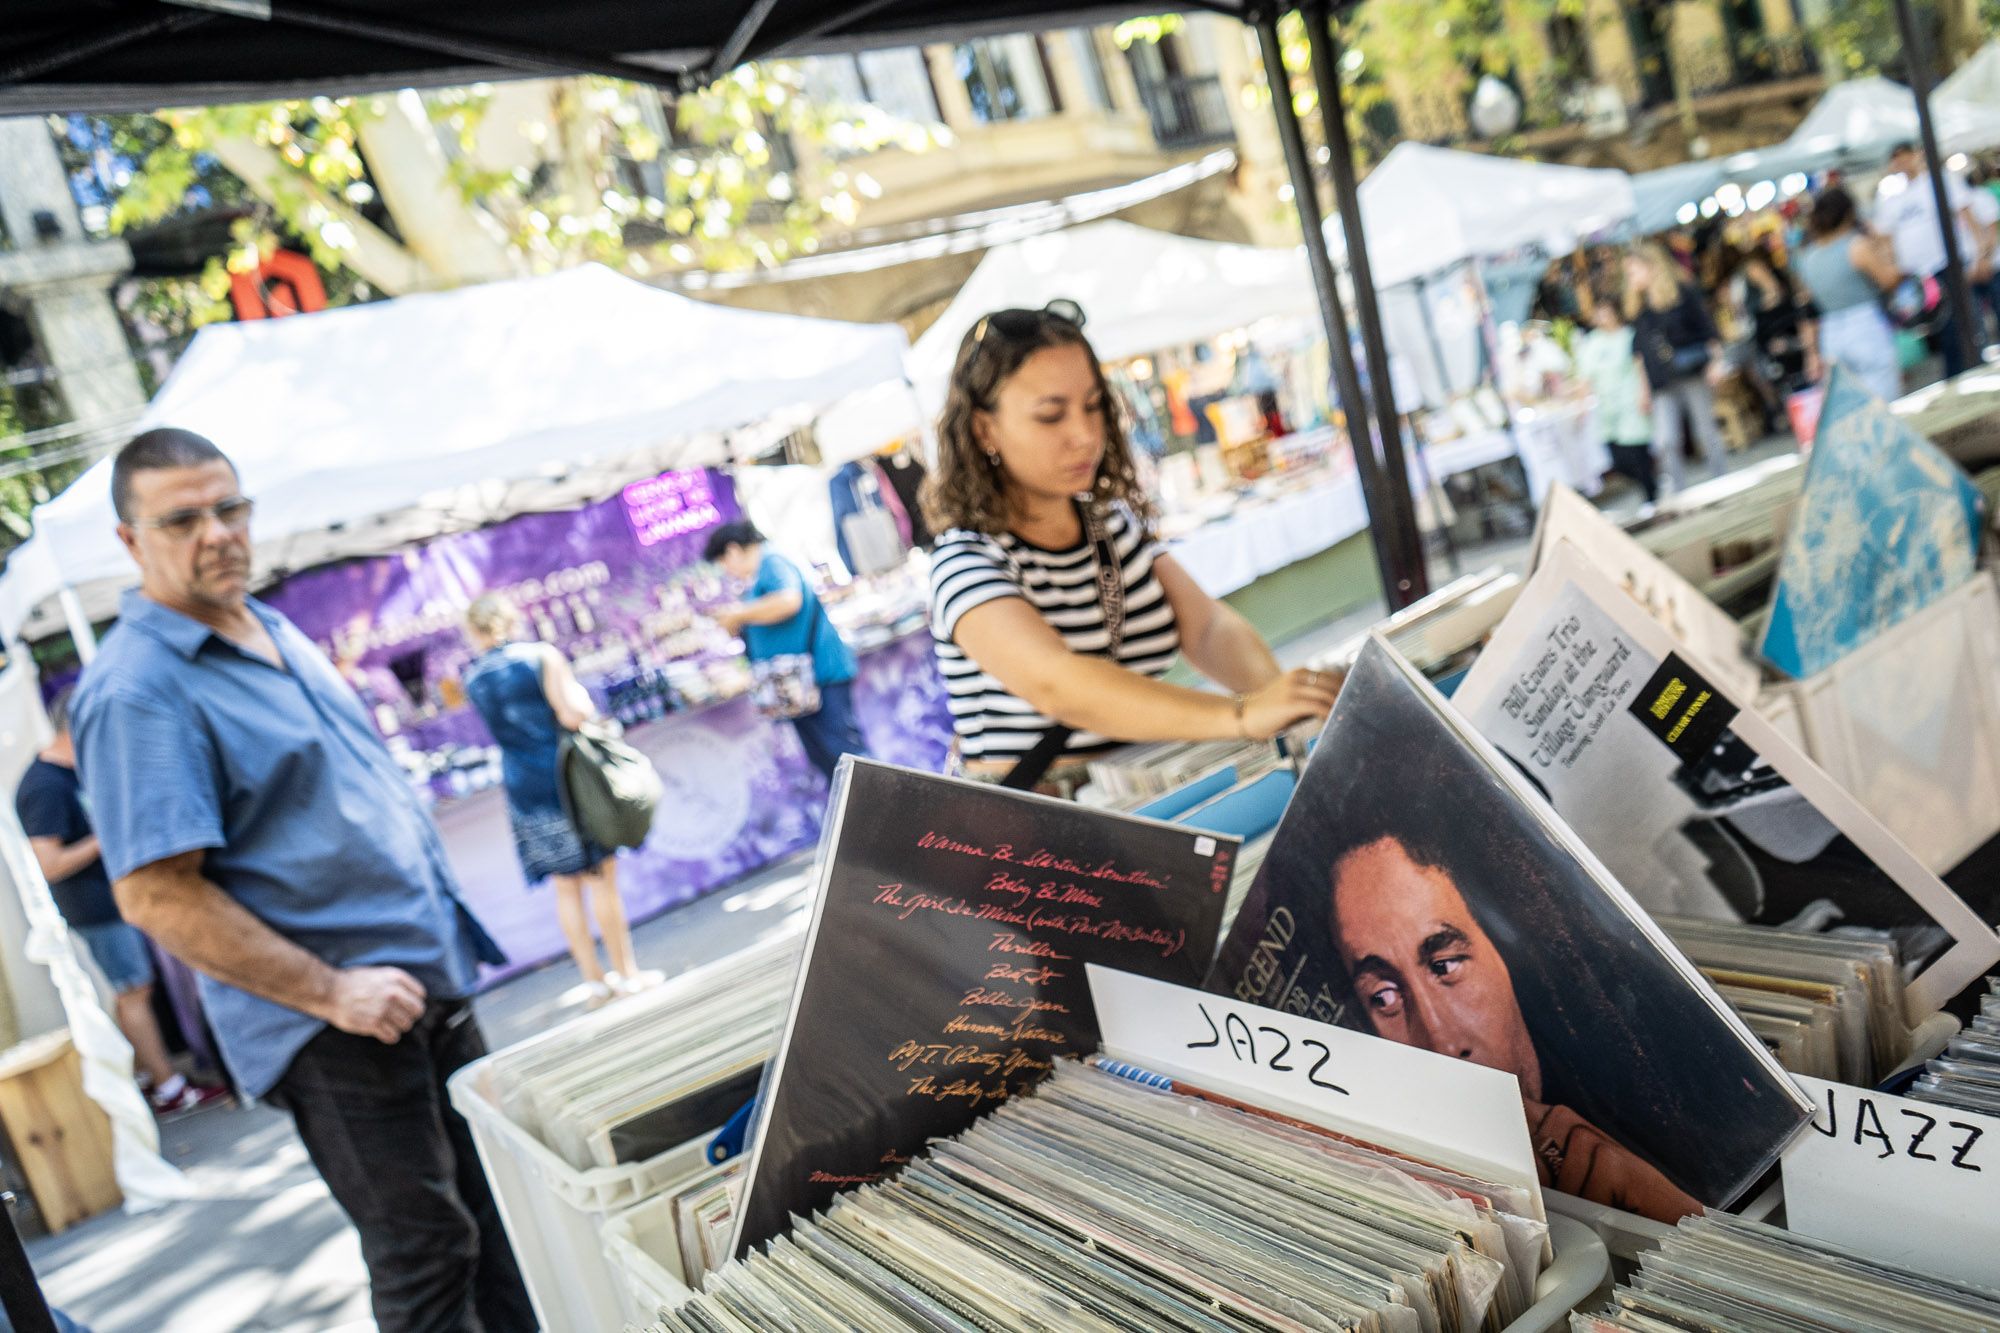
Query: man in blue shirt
71 429 532 1333
704 520 870 781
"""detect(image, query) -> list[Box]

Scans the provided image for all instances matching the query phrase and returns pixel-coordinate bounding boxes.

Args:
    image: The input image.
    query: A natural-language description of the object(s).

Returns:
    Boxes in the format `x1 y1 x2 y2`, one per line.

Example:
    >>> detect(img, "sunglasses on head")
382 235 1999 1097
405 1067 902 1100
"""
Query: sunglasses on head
968 299 1086 350
960 300 1087 402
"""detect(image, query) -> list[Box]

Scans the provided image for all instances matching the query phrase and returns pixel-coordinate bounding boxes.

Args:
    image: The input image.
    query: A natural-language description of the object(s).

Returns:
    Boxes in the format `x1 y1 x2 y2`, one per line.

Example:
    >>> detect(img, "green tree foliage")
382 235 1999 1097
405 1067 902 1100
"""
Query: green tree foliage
1808 0 1988 78
1225 2 1561 169
108 67 935 296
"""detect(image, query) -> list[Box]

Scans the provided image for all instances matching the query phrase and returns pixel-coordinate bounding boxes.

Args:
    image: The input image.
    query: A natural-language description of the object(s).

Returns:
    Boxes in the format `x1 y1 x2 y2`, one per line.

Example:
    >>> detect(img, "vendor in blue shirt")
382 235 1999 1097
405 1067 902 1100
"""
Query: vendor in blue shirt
70 428 533 1333
703 519 871 782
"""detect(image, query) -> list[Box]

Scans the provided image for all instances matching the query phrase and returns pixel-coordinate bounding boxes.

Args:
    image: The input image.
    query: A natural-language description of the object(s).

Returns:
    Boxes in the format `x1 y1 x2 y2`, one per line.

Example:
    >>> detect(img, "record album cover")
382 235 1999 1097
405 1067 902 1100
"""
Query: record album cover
1454 541 2000 1018
1208 637 1810 1222
732 760 1235 1256
1757 366 1984 679
1530 481 1760 701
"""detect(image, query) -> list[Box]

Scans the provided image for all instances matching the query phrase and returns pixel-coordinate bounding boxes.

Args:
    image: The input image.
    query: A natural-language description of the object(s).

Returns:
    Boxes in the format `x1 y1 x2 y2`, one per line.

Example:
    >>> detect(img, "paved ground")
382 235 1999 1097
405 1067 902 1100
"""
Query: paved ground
19 446 1789 1332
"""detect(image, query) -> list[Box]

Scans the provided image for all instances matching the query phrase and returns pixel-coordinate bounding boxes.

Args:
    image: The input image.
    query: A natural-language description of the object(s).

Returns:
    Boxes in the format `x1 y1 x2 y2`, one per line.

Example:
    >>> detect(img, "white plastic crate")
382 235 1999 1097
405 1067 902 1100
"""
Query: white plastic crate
1504 1213 1613 1333
448 1058 712 1333
1546 1189 1675 1264
601 1191 699 1326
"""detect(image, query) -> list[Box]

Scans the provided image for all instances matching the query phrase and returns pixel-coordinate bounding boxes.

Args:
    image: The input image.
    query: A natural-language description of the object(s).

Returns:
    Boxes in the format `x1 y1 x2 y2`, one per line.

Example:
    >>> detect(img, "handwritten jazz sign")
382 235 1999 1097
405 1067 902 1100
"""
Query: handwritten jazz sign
730 761 1234 1256
1783 1075 1999 1287
1089 967 1543 1217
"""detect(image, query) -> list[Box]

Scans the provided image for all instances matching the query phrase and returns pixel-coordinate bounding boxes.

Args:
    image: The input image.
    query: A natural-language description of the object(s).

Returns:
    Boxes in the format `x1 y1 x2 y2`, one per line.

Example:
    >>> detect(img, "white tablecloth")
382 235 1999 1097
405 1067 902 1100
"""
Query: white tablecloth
1168 469 1372 597
1166 401 1609 597
1419 429 1521 485
1511 400 1611 501
1424 399 1610 503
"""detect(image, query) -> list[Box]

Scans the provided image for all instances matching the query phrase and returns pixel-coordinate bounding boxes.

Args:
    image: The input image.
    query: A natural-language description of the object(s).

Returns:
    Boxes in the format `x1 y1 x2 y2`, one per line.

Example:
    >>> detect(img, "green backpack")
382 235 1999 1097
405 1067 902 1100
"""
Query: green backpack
556 721 663 850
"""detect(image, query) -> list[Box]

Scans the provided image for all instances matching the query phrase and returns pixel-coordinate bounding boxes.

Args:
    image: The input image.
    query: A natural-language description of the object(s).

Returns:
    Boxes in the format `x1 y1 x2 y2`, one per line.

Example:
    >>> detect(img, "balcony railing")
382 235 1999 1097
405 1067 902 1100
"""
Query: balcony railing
1677 33 1819 98
1136 74 1237 150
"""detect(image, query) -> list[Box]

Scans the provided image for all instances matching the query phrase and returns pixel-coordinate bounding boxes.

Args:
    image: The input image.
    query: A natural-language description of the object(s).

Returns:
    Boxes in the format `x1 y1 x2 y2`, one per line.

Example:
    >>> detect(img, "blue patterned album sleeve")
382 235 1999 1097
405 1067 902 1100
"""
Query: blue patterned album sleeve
1758 367 1983 679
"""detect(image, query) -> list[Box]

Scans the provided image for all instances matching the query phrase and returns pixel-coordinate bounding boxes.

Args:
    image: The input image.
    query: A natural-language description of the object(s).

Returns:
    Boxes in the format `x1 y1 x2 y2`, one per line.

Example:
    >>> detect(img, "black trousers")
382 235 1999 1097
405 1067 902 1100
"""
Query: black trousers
270 1001 537 1333
1608 443 1658 505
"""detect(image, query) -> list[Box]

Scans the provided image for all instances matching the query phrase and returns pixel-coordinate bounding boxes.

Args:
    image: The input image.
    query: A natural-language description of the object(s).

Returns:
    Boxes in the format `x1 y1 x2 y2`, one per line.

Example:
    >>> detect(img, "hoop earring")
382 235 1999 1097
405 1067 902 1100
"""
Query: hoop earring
984 450 1001 467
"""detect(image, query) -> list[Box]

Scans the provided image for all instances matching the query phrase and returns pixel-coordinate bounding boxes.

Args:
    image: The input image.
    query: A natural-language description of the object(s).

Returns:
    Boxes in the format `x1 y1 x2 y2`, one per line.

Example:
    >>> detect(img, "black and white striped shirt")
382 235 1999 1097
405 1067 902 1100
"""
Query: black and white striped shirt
928 504 1181 761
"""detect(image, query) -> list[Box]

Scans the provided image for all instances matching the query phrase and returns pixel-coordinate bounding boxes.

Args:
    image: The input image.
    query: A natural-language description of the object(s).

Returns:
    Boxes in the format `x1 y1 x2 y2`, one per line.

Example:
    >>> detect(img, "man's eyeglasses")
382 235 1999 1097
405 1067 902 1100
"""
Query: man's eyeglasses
130 496 255 540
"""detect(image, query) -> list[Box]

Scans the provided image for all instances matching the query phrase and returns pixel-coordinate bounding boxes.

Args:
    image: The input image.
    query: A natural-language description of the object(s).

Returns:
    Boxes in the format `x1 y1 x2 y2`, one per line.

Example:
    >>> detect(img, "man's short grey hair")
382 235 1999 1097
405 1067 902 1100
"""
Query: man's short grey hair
112 429 234 523
45 686 73 736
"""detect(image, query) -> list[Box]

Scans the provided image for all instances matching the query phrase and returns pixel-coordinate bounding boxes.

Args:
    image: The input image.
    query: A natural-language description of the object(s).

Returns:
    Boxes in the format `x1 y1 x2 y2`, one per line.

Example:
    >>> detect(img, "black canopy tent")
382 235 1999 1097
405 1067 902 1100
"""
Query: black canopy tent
6 0 1614 611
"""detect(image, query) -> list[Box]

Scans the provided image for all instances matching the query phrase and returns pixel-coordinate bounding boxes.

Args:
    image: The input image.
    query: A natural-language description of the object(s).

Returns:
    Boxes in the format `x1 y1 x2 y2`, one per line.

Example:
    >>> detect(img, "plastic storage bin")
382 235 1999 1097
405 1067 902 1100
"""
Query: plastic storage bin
447 1058 711 1333
1546 1189 1674 1263
1505 1213 1613 1333
599 1188 1613 1332
601 1190 699 1326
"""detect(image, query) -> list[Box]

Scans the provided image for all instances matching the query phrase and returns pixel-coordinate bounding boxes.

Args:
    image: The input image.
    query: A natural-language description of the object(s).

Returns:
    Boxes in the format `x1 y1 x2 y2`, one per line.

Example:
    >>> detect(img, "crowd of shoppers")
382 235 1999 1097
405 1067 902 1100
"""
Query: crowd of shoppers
1537 143 2000 504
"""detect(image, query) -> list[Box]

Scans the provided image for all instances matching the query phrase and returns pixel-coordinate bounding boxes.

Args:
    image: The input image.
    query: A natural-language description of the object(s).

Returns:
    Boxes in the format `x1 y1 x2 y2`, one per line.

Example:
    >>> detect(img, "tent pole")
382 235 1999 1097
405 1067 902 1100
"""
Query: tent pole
1414 274 1453 408
1303 1 1427 607
0 1197 56 1333
1468 257 1535 522
1893 0 1980 377
1252 12 1404 605
56 587 95 667
1408 274 1463 573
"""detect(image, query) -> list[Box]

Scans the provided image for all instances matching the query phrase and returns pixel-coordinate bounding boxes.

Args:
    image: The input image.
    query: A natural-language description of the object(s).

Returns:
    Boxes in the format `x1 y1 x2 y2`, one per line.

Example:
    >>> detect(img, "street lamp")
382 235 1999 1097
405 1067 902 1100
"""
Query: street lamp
1468 75 1523 140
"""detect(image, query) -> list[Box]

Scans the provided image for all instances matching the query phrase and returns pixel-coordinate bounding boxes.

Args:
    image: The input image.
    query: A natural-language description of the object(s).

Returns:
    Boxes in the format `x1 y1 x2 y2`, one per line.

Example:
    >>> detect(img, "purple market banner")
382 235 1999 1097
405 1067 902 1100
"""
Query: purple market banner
264 468 747 755
256 466 955 981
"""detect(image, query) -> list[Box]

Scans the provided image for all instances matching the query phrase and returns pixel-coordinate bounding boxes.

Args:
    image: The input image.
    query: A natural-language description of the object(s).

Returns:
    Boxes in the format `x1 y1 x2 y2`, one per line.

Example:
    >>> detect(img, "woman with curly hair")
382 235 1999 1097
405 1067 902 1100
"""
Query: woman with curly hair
923 304 1339 793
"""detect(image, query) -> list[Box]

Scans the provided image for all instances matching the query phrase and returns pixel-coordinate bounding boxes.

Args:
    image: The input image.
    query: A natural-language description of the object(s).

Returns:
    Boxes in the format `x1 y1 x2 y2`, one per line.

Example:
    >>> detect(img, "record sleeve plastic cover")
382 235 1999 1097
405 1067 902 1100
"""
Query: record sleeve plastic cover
1208 636 1810 1222
731 759 1236 1256
1454 540 2000 1019
1757 365 1984 679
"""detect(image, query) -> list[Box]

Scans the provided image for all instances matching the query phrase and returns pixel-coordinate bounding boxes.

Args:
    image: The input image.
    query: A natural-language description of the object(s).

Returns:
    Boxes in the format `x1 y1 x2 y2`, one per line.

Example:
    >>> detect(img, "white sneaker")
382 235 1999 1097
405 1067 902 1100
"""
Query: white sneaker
610 969 665 995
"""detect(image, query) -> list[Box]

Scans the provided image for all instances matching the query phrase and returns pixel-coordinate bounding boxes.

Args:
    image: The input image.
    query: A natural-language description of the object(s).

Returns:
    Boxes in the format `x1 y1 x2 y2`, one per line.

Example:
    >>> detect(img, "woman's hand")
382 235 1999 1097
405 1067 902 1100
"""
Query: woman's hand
1237 667 1343 739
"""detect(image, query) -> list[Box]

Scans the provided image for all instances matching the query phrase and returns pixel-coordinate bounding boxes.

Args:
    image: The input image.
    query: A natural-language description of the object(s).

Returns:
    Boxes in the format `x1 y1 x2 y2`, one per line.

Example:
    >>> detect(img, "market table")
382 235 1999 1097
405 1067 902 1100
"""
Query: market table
1166 464 1371 598
1167 399 1609 600
1422 397 1610 504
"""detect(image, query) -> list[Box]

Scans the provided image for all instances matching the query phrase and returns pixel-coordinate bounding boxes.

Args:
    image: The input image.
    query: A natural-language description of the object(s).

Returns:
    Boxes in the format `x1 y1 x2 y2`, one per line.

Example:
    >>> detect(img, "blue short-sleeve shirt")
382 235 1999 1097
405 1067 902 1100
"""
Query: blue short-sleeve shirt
743 553 858 686
71 591 503 1097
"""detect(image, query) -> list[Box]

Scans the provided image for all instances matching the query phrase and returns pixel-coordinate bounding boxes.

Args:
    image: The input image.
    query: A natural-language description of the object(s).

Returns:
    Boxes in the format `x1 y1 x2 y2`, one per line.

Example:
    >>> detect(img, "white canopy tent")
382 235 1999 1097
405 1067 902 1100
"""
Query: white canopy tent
905 220 1319 413
813 380 928 464
1778 74 2000 164
1941 40 2000 110
0 264 909 643
1317 145 1633 411
1327 143 1637 290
